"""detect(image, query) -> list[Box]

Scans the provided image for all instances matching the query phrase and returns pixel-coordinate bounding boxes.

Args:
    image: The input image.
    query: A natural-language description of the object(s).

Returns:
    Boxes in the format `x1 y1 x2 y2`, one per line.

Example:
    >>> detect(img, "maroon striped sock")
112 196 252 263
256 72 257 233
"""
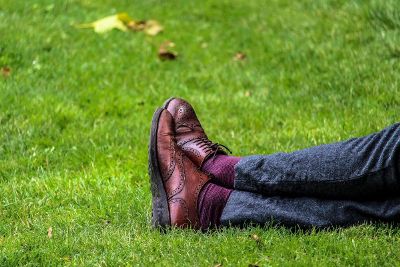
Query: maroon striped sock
197 182 232 229
202 154 241 188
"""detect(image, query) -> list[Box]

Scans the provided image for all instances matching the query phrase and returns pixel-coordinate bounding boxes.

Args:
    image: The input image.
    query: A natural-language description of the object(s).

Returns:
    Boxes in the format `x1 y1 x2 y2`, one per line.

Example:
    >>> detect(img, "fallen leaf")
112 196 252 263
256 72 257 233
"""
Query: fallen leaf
128 20 163 36
158 51 177 61
127 20 146 31
250 234 261 242
245 91 251 97
158 41 177 61
234 52 246 61
76 13 132 33
214 264 222 267
77 14 163 36
249 234 263 246
144 20 163 36
1 66 11 77
47 227 53 238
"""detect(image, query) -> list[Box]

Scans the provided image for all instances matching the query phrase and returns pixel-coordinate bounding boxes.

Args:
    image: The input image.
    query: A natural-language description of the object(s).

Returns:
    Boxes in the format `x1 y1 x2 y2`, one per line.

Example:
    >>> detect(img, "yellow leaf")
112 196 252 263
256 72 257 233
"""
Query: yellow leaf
144 20 163 36
76 13 132 33
117 13 132 24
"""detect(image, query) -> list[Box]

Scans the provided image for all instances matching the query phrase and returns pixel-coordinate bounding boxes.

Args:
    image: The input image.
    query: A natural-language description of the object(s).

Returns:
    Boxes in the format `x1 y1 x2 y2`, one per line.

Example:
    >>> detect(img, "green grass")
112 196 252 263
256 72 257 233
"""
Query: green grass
1 0 400 265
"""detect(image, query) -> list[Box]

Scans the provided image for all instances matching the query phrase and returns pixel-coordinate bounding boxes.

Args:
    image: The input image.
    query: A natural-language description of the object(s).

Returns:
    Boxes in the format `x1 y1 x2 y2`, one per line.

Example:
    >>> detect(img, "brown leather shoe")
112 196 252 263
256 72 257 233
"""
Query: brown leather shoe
149 108 211 229
163 97 230 168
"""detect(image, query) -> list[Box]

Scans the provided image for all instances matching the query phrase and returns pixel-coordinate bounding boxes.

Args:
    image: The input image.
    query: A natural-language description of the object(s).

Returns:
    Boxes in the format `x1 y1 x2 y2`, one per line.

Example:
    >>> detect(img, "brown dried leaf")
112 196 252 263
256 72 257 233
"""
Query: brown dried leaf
158 41 177 61
47 227 53 238
158 51 177 61
127 20 146 31
234 52 246 61
1 66 11 77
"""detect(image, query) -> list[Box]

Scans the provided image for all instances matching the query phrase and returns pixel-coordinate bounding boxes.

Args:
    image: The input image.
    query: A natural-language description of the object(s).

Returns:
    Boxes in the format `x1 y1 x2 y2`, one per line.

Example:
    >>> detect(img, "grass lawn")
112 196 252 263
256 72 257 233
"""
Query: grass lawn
1 0 400 265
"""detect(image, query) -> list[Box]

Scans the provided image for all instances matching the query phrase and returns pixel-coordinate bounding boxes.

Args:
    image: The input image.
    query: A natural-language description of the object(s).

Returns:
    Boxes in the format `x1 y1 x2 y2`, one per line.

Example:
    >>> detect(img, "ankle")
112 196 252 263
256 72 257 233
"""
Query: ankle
198 182 232 229
202 155 241 188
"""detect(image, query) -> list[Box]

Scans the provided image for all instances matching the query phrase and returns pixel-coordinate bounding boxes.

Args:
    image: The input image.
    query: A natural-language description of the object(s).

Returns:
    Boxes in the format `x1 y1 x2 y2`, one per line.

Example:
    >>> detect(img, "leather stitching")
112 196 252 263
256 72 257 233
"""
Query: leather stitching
164 139 176 182
168 150 185 198
182 146 202 159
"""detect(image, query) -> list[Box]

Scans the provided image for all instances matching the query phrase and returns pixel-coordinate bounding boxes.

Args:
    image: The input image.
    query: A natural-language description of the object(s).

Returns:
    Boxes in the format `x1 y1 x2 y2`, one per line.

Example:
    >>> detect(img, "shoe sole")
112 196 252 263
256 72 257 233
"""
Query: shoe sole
163 97 176 109
148 108 171 229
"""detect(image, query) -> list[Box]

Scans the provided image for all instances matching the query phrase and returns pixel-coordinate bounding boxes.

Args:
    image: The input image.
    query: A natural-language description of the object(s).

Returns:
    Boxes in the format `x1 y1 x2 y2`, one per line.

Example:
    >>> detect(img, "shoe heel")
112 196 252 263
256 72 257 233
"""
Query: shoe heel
148 108 171 228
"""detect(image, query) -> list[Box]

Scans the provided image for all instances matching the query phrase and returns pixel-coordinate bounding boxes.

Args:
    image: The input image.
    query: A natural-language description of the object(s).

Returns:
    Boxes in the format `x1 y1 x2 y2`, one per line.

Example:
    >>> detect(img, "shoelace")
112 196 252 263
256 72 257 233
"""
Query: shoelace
192 137 232 161
177 123 232 160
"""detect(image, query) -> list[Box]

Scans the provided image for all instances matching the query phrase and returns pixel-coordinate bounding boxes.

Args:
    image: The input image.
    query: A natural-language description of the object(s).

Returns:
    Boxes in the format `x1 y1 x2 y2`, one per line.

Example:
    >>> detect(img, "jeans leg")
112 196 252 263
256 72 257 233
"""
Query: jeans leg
235 123 400 199
220 190 400 229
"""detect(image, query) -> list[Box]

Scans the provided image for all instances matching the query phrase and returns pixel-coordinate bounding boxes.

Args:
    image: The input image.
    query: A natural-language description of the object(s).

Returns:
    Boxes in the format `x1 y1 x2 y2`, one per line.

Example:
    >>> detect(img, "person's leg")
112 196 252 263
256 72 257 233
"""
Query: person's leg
163 97 240 188
197 182 232 229
220 190 400 228
149 107 233 230
235 123 400 199
202 154 240 188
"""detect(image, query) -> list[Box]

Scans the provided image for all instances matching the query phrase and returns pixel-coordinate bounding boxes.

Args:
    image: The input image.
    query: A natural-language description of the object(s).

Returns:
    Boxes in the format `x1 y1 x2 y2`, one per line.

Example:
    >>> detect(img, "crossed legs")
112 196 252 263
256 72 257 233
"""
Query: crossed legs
149 97 400 230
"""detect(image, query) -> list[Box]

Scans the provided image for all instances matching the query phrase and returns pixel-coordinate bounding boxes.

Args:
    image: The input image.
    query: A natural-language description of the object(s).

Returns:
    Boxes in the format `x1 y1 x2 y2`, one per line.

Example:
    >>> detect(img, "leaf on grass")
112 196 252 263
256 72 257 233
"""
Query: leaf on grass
1 66 11 77
76 13 132 33
127 20 146 31
144 20 163 36
250 234 261 242
77 13 163 36
158 50 177 61
47 227 53 238
234 52 246 61
158 41 178 61
249 234 263 246
128 20 163 36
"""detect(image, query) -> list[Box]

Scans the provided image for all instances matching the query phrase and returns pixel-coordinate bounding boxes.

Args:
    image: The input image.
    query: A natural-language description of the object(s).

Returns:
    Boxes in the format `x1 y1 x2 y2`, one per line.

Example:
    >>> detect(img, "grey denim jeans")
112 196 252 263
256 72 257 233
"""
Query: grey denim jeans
221 123 400 228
